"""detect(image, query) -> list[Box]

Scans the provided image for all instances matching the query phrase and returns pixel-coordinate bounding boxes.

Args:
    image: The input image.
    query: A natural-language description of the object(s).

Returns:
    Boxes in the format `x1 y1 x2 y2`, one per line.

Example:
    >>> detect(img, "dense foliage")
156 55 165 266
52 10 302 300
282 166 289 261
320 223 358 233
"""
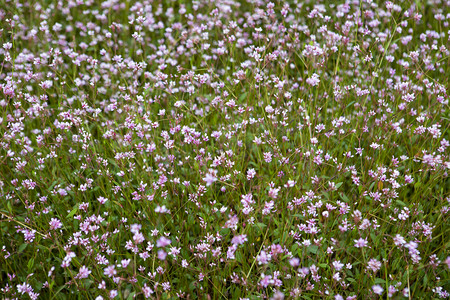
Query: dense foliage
0 0 449 299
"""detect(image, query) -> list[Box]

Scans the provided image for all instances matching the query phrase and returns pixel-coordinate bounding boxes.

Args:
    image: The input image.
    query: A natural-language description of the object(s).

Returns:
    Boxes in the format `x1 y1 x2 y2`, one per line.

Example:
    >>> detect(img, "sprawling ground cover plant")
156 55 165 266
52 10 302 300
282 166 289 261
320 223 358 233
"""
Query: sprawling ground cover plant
0 0 449 298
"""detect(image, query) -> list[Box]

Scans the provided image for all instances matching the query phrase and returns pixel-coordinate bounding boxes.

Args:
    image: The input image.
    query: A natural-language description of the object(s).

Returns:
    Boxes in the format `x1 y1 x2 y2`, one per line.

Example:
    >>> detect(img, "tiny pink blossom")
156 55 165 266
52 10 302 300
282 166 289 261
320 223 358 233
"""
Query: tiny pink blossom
354 237 369 248
49 218 62 230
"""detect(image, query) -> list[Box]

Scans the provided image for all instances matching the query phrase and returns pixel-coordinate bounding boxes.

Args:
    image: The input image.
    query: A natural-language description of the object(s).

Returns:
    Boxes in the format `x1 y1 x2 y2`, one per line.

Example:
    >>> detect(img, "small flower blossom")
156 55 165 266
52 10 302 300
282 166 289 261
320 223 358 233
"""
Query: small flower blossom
231 234 248 245
98 196 108 204
203 171 218 186
257 251 272 265
158 249 167 260
372 285 384 295
104 265 117 278
156 237 171 248
77 266 91 279
49 218 62 230
367 258 382 273
142 283 154 298
354 238 369 248
306 73 320 86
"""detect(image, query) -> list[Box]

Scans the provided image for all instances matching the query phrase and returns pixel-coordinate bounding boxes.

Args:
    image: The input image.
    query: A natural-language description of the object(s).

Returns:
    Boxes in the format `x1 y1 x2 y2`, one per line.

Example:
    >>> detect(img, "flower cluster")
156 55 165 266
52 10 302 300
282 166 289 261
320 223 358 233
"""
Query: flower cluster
0 0 449 298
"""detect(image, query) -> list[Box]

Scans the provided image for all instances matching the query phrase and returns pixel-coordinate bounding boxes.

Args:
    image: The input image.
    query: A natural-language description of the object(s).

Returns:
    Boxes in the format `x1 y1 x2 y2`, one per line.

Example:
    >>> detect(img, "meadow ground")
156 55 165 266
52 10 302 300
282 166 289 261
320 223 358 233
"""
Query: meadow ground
0 0 449 299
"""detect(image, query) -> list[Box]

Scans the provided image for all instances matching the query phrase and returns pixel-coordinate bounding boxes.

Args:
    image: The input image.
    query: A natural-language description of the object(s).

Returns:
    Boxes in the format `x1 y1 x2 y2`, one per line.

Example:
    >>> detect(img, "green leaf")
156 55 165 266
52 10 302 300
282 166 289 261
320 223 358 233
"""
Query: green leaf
254 222 267 230
396 200 407 207
48 180 60 192
341 193 350 202
18 243 27 253
253 223 267 237
233 287 241 298
127 292 136 300
51 284 67 300
220 228 230 236
293 214 304 219
27 257 34 271
345 101 355 109
84 279 93 289
67 206 78 218
308 245 318 254
239 92 248 102
370 232 377 243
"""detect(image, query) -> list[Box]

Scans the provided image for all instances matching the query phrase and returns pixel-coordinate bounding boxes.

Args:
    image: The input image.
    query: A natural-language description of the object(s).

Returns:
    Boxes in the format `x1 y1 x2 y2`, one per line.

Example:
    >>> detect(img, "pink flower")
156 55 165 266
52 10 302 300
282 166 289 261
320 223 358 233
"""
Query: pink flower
306 73 320 86
109 290 118 299
256 250 272 265
372 284 384 295
49 218 62 230
97 196 108 204
156 236 171 248
39 80 53 89
104 265 117 278
354 237 368 248
268 187 280 199
332 260 344 271
247 168 256 180
263 152 272 163
289 257 300 267
17 282 32 294
231 234 247 245
130 224 142 234
77 265 91 279
259 274 273 288
121 259 131 268
157 249 167 260
367 258 382 272
203 172 217 186
142 283 154 298
155 205 169 213
133 232 145 244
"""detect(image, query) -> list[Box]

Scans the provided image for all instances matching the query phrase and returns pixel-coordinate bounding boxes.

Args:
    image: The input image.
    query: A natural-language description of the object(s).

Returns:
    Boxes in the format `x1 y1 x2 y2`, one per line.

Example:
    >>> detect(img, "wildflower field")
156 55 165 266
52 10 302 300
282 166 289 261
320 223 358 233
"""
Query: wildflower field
1 0 449 298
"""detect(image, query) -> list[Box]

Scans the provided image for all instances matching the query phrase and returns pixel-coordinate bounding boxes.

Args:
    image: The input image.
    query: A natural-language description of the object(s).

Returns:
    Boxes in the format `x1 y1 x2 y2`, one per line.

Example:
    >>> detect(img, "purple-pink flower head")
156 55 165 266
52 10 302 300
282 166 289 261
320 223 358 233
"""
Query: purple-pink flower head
231 234 248 246
156 236 171 248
